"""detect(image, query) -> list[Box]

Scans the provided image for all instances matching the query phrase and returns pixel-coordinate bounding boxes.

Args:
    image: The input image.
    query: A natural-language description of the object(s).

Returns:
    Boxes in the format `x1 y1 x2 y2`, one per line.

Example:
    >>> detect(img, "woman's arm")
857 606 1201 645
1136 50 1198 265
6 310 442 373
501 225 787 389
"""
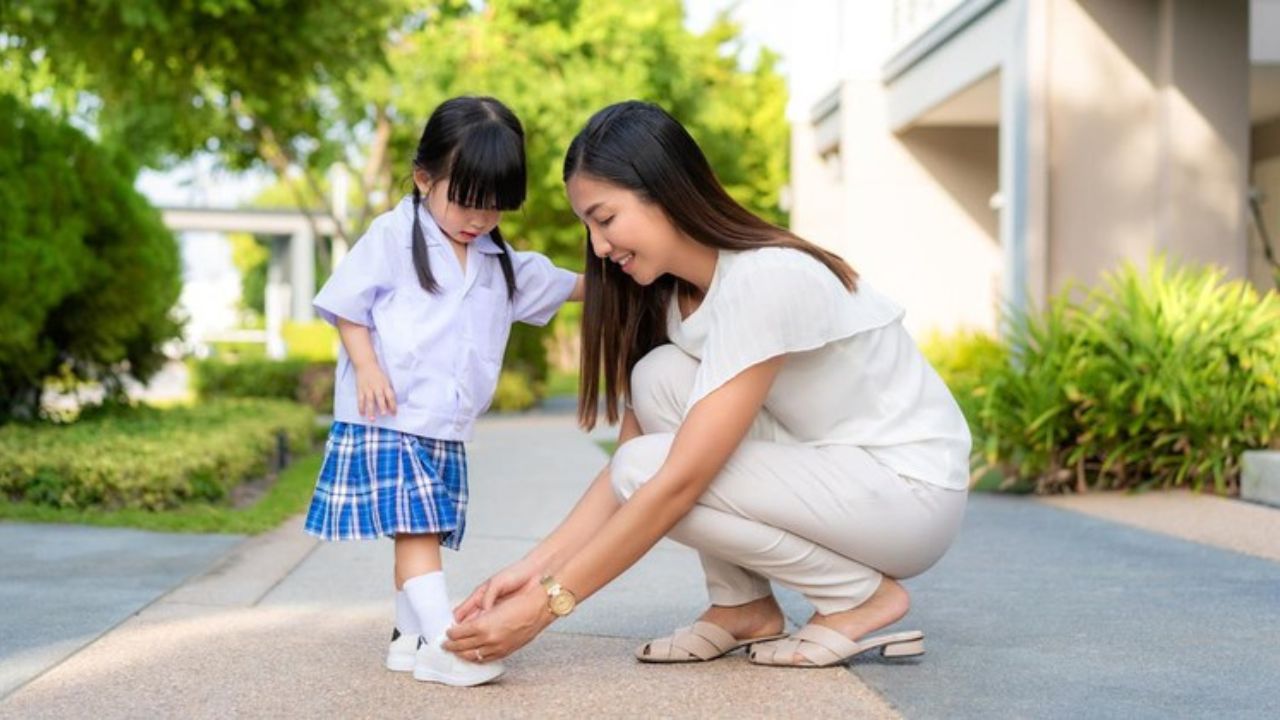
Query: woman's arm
445 356 784 659
337 318 396 419
568 273 586 303
553 356 784 602
453 409 643 620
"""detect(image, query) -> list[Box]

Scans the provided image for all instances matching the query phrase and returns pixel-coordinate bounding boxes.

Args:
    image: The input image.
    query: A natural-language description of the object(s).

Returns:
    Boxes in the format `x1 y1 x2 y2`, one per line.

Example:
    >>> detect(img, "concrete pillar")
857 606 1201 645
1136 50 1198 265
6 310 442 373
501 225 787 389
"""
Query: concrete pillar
289 225 315 321
1000 0 1050 311
265 236 289 359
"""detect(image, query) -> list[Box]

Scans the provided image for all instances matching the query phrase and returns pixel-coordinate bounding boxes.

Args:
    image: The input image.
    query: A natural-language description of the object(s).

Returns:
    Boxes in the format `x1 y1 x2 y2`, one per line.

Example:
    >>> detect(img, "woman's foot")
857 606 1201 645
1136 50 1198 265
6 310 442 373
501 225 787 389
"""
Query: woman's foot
635 595 788 663
812 576 911 638
697 595 787 641
784 577 911 663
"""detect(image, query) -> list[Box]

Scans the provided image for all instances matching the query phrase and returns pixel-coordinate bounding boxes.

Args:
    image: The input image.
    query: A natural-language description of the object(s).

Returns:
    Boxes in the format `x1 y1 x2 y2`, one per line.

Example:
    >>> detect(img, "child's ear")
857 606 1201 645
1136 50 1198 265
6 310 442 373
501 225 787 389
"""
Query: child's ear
413 168 432 194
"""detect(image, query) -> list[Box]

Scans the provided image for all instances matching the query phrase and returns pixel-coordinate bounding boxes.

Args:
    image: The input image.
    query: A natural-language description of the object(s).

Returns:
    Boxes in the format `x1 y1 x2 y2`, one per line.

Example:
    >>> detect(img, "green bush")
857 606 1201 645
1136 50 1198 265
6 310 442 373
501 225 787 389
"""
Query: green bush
283 320 339 361
192 358 335 414
491 369 539 412
920 328 1007 434
976 259 1280 494
0 96 182 421
0 399 315 510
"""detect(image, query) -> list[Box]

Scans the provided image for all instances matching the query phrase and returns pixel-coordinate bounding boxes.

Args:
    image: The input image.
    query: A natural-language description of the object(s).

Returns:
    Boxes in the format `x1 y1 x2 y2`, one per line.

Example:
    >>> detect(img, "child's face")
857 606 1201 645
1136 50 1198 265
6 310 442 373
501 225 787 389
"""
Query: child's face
566 172 684 287
415 172 501 245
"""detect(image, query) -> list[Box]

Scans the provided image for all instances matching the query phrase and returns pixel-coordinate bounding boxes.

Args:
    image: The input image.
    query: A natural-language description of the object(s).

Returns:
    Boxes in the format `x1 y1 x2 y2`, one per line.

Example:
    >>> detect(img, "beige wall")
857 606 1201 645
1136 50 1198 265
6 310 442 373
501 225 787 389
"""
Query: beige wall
1046 0 1250 293
791 78 1002 336
791 0 1257 334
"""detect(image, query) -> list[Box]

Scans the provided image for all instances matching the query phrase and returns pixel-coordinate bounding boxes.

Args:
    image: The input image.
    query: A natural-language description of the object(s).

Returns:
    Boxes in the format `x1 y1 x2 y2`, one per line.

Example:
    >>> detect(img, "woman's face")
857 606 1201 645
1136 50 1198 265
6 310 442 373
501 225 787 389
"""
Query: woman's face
566 173 684 286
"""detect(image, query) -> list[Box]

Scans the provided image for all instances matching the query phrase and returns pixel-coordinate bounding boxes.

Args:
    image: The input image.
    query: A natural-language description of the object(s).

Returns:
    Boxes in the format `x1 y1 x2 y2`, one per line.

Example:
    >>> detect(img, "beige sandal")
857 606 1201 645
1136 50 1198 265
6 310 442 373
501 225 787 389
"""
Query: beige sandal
748 624 924 667
635 620 788 664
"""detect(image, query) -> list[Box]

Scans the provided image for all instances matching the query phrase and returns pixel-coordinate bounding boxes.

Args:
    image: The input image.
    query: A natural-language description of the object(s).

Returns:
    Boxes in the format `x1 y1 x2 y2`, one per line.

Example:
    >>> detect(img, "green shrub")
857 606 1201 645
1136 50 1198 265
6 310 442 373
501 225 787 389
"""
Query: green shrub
491 370 540 412
978 259 1280 494
283 320 339 361
0 399 315 510
0 96 182 421
920 328 1007 434
192 358 335 414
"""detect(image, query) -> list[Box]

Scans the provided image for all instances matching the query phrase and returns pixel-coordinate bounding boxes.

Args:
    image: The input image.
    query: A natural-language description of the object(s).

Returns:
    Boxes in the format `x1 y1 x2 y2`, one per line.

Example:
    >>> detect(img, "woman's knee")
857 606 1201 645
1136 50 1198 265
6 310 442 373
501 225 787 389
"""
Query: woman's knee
609 433 673 502
630 345 698 433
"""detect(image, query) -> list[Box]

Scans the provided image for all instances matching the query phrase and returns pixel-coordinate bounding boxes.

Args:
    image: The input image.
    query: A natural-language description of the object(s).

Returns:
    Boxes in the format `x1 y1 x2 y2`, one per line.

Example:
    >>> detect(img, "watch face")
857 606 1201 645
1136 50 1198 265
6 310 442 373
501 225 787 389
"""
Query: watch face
549 592 575 616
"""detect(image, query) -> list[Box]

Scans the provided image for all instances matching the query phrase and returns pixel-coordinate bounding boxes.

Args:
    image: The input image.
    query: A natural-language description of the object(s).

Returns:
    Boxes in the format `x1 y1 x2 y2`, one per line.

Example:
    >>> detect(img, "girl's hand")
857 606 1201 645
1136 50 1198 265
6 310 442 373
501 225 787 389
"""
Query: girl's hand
355 364 397 420
454 557 545 622
444 582 553 662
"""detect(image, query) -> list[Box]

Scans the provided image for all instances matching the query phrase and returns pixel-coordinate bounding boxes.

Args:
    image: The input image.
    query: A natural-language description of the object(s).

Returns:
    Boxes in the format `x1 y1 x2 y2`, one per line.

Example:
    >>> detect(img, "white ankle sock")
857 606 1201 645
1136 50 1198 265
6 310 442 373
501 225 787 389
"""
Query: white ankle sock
395 590 421 637
403 571 455 641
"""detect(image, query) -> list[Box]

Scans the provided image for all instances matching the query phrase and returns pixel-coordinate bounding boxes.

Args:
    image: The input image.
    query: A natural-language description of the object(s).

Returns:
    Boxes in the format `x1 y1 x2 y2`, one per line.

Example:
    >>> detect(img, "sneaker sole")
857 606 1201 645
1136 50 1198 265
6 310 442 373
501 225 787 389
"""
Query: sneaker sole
412 665 505 687
386 653 416 673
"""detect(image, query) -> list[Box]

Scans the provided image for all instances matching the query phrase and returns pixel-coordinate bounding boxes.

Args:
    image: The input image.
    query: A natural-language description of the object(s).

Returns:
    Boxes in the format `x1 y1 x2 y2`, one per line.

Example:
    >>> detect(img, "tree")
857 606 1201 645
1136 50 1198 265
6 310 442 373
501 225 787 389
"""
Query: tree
1 0 408 256
0 97 182 420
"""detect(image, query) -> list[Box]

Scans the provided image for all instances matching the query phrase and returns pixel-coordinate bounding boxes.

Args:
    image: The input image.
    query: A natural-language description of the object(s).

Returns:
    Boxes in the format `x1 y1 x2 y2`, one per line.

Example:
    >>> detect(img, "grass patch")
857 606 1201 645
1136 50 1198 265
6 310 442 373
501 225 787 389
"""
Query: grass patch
0 451 323 535
595 440 616 456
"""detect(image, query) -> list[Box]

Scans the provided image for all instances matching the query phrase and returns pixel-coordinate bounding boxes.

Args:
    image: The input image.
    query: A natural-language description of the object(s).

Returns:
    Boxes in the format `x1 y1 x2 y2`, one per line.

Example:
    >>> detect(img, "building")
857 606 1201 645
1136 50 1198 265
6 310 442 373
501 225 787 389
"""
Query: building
789 0 1280 334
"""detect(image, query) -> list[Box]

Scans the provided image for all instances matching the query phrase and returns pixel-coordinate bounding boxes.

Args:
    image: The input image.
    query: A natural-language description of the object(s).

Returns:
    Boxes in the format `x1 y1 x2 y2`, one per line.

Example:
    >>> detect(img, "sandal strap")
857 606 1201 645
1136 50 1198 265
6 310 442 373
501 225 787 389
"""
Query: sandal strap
669 621 738 659
640 621 740 661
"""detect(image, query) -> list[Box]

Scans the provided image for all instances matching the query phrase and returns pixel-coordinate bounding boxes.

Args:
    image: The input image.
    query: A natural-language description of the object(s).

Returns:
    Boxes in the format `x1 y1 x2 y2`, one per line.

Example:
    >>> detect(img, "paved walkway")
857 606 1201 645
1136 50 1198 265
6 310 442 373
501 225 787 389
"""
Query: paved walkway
2 413 1278 718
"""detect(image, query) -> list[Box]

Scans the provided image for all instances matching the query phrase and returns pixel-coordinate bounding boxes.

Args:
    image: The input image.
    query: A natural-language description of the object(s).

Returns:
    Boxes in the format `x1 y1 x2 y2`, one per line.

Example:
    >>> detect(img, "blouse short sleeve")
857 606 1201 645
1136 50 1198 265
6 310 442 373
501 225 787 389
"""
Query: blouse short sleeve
313 217 396 328
685 248 903 411
510 250 577 326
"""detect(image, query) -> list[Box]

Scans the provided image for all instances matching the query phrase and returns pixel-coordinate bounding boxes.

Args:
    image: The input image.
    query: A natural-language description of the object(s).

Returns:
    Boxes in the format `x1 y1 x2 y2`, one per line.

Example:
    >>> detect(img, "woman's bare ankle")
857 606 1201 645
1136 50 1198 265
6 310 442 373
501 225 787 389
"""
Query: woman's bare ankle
810 577 911 640
699 596 785 640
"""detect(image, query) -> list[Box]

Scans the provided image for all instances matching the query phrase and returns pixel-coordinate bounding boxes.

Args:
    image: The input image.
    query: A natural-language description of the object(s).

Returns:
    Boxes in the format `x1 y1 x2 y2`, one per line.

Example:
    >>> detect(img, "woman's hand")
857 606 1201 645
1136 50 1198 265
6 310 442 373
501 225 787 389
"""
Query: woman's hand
354 364 396 420
454 557 545 622
443 582 553 662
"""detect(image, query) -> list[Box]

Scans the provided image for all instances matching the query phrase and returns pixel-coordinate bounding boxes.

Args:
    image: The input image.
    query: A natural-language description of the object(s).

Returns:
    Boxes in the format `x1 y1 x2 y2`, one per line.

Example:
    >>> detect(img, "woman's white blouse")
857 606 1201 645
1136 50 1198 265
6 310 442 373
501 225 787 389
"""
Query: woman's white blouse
666 248 971 491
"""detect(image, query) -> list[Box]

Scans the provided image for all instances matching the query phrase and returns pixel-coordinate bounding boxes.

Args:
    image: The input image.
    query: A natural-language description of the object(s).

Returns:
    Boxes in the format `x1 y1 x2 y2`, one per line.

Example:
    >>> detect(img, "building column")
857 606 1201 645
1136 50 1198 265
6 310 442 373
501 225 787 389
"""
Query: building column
999 0 1049 313
265 236 289 359
289 225 315 321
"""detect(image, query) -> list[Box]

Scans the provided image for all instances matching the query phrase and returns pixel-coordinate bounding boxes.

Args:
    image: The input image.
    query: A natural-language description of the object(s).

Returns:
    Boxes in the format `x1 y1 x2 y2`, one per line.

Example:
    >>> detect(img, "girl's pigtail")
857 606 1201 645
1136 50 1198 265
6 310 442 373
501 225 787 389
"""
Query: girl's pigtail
410 185 440 293
489 226 518 301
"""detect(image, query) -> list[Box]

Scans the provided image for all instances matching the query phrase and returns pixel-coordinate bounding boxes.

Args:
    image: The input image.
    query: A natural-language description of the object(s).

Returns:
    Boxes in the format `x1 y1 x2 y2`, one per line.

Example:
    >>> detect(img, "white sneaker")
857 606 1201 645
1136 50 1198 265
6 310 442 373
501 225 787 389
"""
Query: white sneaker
385 628 419 672
412 632 505 687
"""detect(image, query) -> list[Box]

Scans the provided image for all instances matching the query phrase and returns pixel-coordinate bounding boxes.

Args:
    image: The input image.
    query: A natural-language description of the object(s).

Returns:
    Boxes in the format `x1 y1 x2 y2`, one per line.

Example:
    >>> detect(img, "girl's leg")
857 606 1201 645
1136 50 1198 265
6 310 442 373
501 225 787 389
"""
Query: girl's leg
396 533 455 641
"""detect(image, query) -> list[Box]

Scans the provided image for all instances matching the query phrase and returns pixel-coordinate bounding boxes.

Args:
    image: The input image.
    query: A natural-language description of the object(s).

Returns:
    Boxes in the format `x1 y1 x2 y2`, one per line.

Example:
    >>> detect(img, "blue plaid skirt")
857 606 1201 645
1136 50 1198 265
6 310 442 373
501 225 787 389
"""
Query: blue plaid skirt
304 422 468 549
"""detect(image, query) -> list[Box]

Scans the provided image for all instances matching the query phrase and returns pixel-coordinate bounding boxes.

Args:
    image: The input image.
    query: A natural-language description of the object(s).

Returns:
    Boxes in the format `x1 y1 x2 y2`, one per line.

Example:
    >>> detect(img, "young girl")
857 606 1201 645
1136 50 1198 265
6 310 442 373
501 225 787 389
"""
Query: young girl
304 96 583 687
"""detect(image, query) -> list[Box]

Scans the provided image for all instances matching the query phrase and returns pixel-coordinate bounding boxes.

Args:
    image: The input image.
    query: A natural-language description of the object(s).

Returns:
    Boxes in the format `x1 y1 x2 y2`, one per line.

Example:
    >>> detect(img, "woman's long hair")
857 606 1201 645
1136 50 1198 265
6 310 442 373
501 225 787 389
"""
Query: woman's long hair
563 101 857 429
411 96 524 298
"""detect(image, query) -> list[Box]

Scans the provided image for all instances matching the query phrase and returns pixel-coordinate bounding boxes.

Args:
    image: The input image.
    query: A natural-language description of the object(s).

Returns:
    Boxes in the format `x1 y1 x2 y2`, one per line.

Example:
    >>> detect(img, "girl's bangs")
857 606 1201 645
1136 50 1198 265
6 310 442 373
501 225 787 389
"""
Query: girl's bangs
446 125 526 211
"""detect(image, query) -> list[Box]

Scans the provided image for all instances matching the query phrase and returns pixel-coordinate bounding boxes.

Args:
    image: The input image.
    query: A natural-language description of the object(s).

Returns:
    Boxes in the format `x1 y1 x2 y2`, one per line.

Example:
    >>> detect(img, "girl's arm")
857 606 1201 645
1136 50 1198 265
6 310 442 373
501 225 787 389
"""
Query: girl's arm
445 356 784 658
568 273 586 303
337 318 397 419
453 408 643 619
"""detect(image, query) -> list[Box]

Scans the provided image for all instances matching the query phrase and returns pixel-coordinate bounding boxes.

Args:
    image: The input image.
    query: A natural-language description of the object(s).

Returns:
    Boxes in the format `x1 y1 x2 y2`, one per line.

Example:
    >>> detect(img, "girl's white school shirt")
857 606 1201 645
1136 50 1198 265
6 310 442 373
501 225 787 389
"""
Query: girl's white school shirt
666 247 972 491
314 196 576 441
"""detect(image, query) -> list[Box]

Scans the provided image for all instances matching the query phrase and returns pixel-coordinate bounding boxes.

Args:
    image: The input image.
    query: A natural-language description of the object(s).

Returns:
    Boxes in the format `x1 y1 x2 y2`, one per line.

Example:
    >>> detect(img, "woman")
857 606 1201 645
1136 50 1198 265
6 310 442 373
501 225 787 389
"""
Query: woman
445 101 970 668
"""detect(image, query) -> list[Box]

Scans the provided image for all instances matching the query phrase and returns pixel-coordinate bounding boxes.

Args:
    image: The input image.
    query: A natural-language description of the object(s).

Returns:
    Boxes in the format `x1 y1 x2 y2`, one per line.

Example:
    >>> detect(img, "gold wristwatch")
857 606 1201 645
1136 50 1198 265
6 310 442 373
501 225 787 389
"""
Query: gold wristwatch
540 576 578 617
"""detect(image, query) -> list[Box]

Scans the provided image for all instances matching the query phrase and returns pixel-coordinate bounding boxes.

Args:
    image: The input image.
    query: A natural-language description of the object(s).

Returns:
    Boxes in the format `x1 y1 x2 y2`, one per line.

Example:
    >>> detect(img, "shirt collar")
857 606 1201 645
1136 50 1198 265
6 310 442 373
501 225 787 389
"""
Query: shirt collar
398 195 504 255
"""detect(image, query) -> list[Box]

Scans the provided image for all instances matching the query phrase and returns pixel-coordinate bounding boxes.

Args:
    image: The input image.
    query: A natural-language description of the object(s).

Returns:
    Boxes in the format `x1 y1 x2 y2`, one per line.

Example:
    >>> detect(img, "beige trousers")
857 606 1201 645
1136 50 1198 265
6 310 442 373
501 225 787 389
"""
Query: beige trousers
610 345 968 615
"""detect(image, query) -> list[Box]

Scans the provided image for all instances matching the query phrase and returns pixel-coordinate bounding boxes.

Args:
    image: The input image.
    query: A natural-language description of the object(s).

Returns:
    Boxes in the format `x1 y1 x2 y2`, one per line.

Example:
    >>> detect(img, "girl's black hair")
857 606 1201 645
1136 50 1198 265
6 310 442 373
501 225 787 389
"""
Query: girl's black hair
411 96 525 298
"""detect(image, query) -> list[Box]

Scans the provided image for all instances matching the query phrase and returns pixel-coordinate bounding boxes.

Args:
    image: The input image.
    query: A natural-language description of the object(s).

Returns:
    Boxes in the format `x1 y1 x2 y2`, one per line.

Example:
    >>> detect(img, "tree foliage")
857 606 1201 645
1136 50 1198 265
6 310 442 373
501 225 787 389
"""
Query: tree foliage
0 97 182 420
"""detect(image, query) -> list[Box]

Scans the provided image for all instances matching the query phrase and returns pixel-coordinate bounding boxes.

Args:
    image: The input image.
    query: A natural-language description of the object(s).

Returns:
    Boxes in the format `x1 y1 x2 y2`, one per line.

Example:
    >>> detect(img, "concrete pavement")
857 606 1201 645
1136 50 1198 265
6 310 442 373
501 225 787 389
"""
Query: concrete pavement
3 412 1278 718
